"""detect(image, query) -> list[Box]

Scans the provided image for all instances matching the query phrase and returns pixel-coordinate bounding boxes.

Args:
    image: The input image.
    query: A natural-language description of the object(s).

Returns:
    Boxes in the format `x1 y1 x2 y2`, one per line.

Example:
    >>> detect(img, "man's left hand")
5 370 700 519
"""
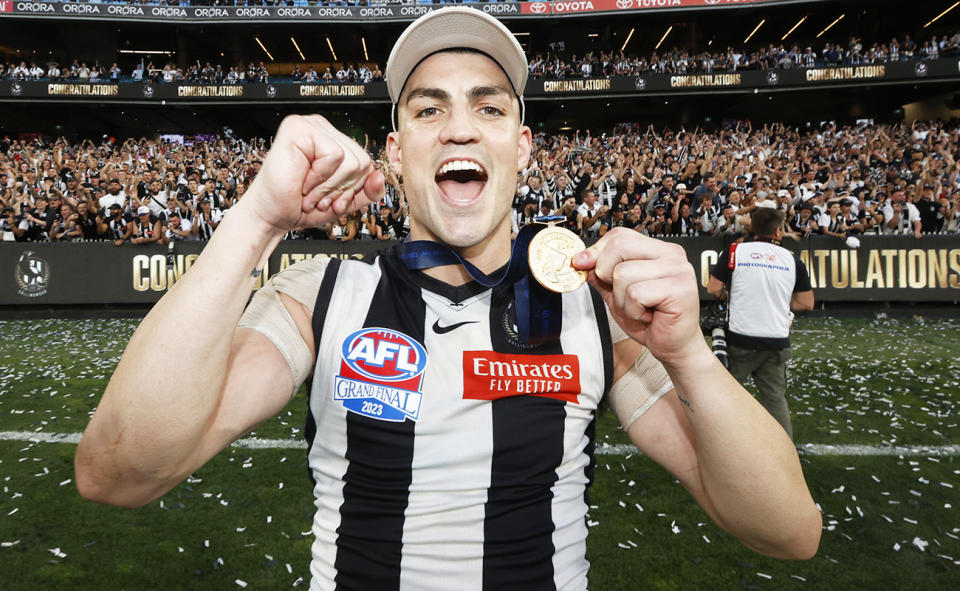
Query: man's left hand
572 227 705 370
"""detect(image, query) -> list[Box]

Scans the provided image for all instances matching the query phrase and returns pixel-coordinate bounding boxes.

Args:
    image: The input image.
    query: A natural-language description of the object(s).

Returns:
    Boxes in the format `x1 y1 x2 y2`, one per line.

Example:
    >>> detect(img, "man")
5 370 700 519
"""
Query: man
577 189 606 238
191 197 222 240
881 187 921 238
99 177 127 215
130 205 162 245
76 8 819 590
915 184 942 234
106 203 131 246
707 208 815 440
163 211 193 244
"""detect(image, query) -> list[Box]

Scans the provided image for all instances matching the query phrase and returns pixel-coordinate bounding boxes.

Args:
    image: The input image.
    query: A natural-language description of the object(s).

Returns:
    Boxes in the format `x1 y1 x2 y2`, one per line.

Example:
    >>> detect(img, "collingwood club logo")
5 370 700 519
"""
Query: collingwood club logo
10 82 22 96
766 71 780 85
15 250 50 297
914 62 928 77
142 84 154 98
634 76 647 90
266 85 277 98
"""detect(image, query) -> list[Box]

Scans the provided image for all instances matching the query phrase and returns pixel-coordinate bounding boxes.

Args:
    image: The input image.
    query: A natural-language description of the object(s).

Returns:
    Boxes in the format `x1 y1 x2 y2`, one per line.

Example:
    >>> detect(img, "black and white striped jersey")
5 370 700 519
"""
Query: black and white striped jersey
304 248 614 591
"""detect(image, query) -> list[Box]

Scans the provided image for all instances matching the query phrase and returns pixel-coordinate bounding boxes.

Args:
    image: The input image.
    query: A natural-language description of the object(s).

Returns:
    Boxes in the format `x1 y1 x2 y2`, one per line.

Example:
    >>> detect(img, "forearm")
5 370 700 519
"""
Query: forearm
76 198 282 504
664 346 821 558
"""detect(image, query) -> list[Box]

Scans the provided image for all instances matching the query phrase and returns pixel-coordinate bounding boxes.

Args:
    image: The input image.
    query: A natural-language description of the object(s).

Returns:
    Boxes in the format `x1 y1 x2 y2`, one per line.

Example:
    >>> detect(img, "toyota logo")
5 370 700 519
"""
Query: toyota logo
703 0 723 5
616 0 633 8
530 2 548 14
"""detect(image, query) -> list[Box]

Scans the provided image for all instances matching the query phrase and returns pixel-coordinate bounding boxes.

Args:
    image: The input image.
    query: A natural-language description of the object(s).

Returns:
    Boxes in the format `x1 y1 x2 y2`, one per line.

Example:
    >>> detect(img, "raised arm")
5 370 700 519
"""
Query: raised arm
574 229 821 560
75 115 385 508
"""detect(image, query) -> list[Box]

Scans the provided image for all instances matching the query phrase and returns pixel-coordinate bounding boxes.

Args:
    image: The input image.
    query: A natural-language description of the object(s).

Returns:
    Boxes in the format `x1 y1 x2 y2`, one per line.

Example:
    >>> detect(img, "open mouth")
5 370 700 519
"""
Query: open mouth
435 159 488 205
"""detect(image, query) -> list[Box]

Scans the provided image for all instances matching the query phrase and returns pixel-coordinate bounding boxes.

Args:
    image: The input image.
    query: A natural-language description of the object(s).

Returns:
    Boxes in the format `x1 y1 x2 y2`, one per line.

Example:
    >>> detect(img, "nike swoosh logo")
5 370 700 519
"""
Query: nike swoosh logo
432 320 478 334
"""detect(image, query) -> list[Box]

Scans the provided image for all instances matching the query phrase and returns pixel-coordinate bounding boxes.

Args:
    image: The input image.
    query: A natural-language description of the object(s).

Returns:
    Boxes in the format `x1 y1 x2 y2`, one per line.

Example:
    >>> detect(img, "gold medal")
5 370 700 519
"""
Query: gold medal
528 225 588 293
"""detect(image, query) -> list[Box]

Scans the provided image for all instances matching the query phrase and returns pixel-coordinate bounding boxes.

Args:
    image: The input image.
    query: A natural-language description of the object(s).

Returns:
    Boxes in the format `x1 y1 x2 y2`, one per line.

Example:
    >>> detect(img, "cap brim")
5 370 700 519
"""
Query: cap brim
386 7 526 104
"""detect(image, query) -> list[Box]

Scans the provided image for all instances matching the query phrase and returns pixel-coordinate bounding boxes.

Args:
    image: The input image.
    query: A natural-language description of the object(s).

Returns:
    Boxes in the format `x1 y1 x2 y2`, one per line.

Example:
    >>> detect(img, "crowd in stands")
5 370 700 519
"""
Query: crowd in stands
0 59 384 85
3 28 957 85
530 31 960 79
2 119 958 245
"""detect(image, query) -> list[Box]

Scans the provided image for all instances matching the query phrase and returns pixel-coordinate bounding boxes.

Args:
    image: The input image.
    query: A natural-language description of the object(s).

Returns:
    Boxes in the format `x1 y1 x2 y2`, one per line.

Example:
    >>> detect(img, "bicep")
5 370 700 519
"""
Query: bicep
184 327 296 471
625 391 718 520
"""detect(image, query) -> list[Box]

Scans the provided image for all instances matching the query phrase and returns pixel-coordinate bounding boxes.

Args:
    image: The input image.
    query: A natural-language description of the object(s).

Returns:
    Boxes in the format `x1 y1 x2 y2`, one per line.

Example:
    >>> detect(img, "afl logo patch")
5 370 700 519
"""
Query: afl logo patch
334 328 427 422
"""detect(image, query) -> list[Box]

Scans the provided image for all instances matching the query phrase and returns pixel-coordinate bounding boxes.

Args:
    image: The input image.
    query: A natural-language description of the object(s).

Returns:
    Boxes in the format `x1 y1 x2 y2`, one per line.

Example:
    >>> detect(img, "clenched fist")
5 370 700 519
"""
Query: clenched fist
573 228 707 370
245 115 386 233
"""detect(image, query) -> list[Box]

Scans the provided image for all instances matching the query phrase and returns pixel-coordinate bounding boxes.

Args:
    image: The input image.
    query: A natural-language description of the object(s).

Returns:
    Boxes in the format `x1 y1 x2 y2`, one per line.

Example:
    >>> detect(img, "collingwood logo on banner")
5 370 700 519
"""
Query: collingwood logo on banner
15 250 50 297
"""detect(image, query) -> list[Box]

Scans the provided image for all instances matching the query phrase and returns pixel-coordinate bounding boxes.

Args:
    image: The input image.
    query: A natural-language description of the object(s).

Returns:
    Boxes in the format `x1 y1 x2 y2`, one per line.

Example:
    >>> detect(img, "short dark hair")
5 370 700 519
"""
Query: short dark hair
751 208 784 237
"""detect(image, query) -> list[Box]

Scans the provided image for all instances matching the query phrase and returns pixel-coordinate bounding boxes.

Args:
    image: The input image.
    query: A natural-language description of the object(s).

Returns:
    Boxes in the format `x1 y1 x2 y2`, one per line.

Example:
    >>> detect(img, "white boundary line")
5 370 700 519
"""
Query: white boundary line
2 431 959 457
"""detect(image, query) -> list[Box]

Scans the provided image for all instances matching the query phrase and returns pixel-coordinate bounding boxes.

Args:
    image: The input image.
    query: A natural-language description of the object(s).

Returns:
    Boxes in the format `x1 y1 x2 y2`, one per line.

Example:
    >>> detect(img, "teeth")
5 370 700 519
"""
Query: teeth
437 160 484 177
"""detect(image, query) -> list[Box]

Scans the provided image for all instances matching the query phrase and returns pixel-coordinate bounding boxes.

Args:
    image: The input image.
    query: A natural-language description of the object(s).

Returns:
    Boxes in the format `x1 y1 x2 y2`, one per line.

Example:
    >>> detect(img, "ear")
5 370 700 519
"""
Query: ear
517 125 533 173
386 131 402 178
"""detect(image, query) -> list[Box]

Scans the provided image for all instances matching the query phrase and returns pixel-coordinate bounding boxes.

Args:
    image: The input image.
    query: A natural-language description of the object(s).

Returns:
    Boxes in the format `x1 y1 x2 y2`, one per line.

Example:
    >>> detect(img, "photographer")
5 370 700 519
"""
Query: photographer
22 194 55 242
707 208 814 440
881 187 922 238
1 206 27 242
162 211 193 244
49 201 82 242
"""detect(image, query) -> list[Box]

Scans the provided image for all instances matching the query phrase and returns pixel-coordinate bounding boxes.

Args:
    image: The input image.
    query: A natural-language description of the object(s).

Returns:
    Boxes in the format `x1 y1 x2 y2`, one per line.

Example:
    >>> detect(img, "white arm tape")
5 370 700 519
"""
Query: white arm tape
607 346 674 429
238 281 315 395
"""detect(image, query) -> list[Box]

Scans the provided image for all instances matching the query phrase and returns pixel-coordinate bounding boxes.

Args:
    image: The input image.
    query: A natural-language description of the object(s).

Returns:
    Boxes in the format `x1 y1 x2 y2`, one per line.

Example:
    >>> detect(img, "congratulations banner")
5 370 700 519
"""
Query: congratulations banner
2 235 958 306
1 59 956 103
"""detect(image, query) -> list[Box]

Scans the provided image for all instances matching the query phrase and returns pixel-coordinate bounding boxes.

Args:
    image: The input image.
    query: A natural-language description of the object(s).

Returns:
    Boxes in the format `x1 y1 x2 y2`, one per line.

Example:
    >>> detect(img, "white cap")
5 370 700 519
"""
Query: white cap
777 189 791 198
675 183 687 190
755 200 777 209
137 206 150 215
385 7 527 104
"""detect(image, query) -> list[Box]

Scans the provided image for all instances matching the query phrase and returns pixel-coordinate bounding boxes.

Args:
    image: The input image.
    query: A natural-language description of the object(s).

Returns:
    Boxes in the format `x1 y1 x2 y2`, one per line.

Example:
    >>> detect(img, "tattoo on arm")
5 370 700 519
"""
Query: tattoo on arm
251 268 262 279
676 393 694 413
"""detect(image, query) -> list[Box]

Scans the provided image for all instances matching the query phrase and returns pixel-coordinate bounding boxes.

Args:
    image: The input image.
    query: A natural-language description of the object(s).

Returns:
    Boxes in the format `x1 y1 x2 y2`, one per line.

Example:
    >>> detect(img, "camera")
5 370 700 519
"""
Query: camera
700 301 729 368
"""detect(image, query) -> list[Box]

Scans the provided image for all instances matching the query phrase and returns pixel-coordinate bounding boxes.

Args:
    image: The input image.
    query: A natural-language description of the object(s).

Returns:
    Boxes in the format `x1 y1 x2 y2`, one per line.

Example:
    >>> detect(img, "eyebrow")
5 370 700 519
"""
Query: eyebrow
404 85 512 106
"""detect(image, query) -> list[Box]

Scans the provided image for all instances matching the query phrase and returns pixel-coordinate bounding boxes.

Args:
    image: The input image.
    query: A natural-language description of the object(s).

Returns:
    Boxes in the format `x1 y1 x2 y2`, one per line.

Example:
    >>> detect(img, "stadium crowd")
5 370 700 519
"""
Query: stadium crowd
2 119 959 244
2 28 957 85
531 31 960 79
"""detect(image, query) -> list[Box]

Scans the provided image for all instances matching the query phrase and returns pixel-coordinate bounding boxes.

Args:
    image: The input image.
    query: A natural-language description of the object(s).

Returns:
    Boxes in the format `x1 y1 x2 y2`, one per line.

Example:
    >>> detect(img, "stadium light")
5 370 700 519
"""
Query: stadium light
513 32 530 36
326 37 338 62
291 37 306 61
621 27 635 52
362 37 369 61
816 14 845 39
925 1 959 27
655 26 673 51
255 37 274 62
744 19 765 44
119 50 174 55
781 15 808 41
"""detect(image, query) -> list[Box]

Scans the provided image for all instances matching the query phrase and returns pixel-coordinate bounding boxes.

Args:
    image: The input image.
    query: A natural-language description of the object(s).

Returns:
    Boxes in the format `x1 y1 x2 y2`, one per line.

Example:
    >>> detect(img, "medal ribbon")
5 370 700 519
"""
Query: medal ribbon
395 216 565 344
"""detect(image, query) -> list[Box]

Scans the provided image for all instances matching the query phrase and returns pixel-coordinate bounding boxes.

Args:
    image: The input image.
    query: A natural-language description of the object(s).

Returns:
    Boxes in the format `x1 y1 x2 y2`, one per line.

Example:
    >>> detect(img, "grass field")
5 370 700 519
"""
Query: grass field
1 316 958 590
